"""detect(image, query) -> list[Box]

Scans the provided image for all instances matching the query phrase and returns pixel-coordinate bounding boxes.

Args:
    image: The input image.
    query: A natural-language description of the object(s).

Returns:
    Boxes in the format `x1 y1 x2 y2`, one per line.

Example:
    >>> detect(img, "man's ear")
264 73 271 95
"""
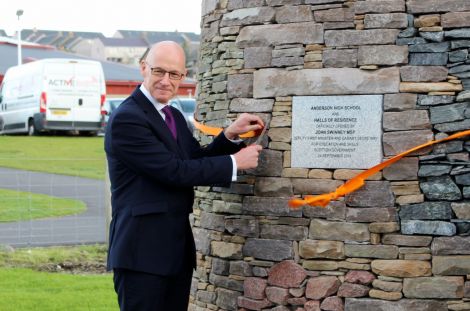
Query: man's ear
140 61 147 76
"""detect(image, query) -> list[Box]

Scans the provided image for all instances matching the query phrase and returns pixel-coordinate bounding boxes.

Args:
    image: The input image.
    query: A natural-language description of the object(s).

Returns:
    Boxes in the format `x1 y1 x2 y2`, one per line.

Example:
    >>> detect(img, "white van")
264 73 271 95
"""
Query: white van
0 58 106 135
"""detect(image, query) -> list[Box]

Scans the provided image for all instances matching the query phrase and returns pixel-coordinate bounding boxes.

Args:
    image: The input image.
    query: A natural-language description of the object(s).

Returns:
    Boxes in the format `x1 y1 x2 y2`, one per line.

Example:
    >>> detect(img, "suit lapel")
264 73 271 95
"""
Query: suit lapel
131 88 180 154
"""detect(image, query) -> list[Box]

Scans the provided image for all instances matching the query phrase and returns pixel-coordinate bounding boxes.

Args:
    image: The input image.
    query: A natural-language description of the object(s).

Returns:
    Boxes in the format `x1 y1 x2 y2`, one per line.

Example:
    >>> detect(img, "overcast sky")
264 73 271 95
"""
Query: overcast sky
1 0 204 37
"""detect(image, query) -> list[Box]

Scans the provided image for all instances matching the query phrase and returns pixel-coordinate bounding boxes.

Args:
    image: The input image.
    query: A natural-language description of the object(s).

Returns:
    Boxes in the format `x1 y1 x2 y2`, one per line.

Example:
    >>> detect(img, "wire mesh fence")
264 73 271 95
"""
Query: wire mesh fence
0 158 109 248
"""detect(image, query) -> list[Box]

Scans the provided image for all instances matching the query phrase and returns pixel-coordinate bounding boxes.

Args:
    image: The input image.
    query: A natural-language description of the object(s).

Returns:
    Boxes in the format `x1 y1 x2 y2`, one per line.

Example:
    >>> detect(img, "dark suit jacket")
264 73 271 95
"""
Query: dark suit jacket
105 87 242 275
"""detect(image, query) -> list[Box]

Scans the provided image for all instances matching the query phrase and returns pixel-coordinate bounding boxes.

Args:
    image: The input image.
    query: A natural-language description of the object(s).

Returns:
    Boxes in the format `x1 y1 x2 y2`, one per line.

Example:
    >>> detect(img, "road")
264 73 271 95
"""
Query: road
0 167 108 247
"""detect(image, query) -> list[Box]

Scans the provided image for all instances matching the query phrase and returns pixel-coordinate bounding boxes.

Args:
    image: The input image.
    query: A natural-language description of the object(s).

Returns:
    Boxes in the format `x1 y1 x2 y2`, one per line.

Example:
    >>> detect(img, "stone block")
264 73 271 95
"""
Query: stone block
309 219 370 242
401 220 456 236
358 45 408 65
211 241 243 259
230 98 274 112
254 177 293 197
418 94 454 106
243 238 293 261
254 67 400 98
338 283 370 298
369 222 400 233
442 12 470 28
268 260 307 288
194 227 212 255
244 277 267 299
236 22 324 48
384 93 417 111
260 224 308 240
325 29 400 46
276 5 313 24
433 256 470 275
354 0 405 14
292 179 343 195
244 47 272 69
209 273 244 291
346 207 398 223
364 13 408 29
322 49 357 68
237 296 273 310
368 289 402 301
371 260 432 277
200 212 226 232
230 260 252 277
452 202 470 219
382 234 432 247
404 276 464 298
314 8 354 22
399 202 453 220
432 236 470 255
247 149 283 177
266 286 290 305
408 42 450 53
400 66 448 82
299 239 345 259
372 279 403 292
306 276 341 300
345 298 447 311
216 288 241 311
420 176 461 201
383 130 433 156
383 111 430 131
221 7 275 27
242 196 301 217
225 217 259 238
430 103 468 124
321 296 344 310
408 0 470 14
408 53 448 66
345 181 395 207
212 258 230 276
345 244 399 259
383 157 419 181
344 270 376 285
303 201 346 220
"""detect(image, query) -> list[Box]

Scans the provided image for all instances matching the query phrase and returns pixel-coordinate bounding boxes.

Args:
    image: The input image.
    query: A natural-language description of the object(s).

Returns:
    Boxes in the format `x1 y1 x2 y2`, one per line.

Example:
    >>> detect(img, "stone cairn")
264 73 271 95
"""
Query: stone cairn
190 1 470 310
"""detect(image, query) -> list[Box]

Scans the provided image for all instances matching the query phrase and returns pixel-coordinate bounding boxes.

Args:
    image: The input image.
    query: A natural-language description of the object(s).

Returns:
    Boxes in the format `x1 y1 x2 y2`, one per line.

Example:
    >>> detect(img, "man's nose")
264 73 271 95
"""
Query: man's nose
160 73 171 84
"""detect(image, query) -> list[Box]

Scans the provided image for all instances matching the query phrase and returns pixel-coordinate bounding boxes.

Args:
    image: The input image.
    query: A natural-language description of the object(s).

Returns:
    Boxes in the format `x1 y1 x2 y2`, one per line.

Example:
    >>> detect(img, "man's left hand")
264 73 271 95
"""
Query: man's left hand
224 113 264 140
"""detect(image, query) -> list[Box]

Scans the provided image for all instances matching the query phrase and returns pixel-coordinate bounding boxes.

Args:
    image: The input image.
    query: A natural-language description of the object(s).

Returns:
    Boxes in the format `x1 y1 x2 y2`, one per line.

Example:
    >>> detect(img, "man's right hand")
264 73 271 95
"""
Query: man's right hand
234 145 263 170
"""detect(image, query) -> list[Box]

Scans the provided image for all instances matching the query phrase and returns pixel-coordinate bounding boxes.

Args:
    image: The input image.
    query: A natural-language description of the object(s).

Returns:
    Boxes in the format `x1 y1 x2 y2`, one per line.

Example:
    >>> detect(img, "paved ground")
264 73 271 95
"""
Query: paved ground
0 167 108 247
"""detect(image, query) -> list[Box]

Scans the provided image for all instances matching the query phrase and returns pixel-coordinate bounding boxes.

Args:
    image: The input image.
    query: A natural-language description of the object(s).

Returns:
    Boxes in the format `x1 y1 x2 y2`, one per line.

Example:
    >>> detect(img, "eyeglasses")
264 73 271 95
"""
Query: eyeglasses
145 63 184 80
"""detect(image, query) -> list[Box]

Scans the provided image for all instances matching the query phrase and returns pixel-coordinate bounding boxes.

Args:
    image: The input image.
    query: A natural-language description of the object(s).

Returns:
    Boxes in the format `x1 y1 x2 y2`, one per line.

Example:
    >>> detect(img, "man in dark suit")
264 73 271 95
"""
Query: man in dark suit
105 41 263 310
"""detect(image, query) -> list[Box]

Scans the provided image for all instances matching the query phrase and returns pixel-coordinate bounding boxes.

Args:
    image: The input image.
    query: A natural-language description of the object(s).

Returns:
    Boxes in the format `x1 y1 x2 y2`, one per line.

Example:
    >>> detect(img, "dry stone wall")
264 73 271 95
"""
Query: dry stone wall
190 0 470 310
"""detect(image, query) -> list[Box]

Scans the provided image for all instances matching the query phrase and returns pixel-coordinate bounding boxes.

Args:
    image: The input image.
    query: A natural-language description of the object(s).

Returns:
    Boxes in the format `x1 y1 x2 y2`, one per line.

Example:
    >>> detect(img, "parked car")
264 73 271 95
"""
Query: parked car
169 97 196 132
101 97 126 132
101 96 196 133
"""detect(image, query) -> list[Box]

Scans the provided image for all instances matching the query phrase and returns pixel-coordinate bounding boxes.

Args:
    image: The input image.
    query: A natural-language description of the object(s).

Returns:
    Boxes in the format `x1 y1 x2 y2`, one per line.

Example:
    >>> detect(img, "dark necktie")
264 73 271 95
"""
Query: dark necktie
162 105 177 140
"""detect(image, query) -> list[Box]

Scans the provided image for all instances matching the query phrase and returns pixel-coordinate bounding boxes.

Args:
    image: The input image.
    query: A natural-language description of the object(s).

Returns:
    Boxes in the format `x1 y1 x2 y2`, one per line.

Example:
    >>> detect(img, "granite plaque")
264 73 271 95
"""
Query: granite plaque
292 95 383 169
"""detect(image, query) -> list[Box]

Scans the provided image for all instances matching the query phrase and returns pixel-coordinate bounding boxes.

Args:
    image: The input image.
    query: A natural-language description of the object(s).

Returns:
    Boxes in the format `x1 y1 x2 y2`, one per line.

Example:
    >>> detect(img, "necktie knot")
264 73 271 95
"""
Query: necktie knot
162 105 177 140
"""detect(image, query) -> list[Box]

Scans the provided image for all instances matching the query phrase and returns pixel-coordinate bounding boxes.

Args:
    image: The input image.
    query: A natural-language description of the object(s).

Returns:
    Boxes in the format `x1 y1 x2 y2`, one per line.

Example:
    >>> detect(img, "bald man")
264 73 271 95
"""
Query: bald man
105 41 263 310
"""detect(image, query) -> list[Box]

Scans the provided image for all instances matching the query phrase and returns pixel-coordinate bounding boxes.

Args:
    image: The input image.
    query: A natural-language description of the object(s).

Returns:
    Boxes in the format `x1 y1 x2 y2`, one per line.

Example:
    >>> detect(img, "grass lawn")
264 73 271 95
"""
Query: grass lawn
0 268 117 311
0 245 117 310
0 189 86 222
0 136 105 180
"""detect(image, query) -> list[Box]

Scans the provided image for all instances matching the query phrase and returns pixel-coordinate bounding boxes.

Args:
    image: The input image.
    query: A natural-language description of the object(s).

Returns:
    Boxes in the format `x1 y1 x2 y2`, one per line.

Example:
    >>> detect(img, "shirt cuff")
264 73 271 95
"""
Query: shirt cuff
230 155 237 181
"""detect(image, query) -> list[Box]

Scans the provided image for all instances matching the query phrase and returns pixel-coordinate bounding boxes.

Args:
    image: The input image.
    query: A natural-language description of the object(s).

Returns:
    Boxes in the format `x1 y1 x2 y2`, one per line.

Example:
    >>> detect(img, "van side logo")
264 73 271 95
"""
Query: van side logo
48 78 74 87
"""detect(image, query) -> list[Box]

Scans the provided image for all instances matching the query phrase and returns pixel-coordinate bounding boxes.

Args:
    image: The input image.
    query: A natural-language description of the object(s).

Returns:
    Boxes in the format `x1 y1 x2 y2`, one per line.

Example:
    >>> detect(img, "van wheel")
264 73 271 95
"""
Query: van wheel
28 119 38 136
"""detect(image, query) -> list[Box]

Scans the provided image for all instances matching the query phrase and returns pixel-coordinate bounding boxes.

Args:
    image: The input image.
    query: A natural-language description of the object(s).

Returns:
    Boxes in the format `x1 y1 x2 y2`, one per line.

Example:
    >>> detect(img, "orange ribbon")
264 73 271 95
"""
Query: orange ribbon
193 119 259 138
288 129 470 209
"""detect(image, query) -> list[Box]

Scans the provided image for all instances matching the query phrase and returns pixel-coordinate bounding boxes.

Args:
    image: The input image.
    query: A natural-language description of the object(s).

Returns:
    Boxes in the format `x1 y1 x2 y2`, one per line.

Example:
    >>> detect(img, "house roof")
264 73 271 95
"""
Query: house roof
100 37 148 47
116 30 200 44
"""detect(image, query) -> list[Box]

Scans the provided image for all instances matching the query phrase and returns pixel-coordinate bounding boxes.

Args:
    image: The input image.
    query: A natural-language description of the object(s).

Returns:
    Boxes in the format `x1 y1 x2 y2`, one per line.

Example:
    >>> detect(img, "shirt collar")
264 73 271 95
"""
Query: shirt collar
140 84 166 112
